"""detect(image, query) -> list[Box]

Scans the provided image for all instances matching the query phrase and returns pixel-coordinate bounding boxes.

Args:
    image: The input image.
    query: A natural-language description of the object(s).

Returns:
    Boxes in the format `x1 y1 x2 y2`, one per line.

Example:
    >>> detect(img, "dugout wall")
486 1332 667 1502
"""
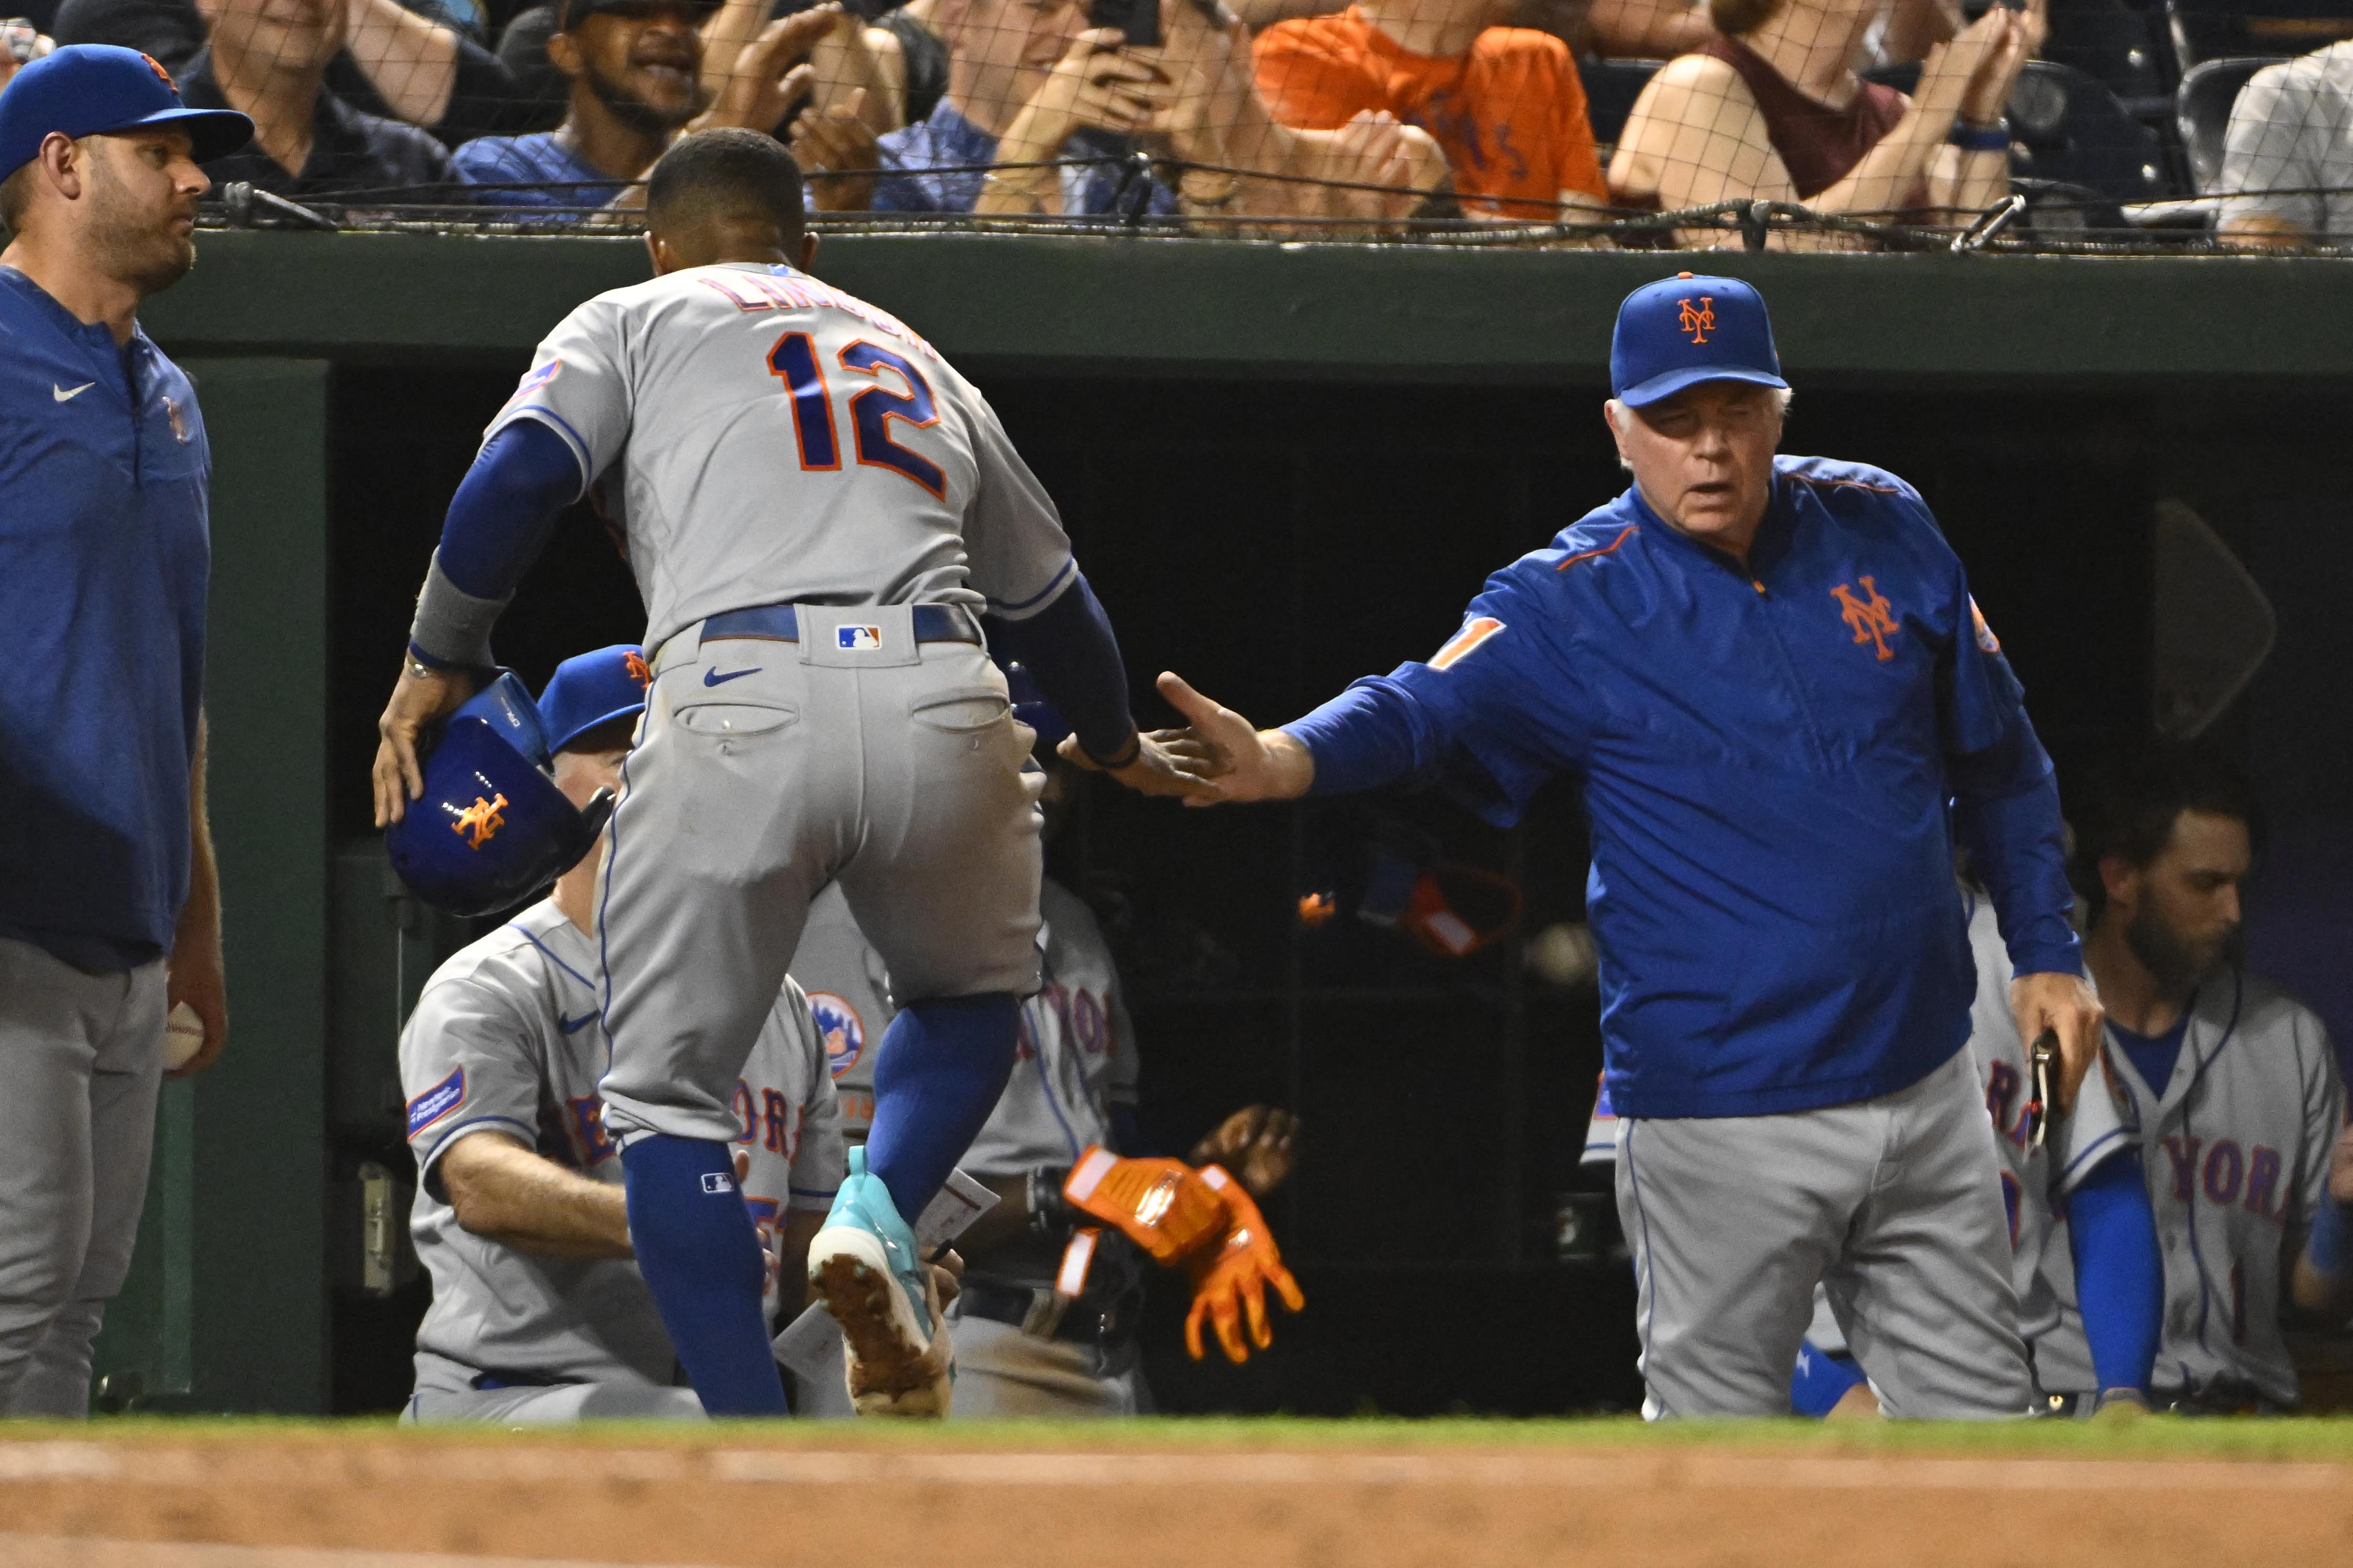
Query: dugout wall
96 235 2353 1415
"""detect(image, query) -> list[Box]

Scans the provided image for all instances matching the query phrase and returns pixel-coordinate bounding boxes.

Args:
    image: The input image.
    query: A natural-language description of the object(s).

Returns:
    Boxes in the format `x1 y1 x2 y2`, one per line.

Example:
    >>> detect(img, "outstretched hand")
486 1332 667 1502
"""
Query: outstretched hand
1120 672 1315 806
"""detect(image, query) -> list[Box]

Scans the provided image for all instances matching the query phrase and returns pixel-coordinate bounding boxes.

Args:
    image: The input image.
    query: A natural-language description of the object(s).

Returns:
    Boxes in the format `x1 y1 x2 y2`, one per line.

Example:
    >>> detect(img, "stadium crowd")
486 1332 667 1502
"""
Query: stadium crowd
4 0 2353 238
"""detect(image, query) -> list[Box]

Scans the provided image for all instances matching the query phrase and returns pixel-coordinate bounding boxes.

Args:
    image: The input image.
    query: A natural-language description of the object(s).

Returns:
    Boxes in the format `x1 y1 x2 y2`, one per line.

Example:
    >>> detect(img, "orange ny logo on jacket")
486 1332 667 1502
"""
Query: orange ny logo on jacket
452 793 509 849
1831 577 1899 661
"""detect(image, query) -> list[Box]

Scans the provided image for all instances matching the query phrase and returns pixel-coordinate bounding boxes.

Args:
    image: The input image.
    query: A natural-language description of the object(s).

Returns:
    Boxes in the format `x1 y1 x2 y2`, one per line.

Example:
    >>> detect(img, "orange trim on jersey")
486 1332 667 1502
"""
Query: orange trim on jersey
1431 616 1506 671
1791 476 1904 495
1555 523 1640 571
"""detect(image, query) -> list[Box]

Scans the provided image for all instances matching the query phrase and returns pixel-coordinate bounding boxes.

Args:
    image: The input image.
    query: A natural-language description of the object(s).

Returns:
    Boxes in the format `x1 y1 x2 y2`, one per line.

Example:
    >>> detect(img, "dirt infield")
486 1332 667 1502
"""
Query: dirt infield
7 1422 2353 1568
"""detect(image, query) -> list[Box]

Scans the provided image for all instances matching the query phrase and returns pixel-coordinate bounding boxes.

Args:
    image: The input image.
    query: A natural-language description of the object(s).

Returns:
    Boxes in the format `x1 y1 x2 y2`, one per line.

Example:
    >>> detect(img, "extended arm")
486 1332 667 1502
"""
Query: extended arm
439 1129 634 1260
372 419 585 827
2065 1151 2161 1409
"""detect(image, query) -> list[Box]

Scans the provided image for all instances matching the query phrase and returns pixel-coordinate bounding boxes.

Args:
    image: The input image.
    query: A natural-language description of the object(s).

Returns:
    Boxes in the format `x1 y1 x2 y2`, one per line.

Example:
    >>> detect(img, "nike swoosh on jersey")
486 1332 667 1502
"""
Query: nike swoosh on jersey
558 1011 598 1034
53 382 95 402
702 666 759 686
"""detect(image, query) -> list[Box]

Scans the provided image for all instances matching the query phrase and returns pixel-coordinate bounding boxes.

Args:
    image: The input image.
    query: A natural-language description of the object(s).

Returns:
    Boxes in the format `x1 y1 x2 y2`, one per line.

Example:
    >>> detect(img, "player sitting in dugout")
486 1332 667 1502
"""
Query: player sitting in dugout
783 0 1451 224
2069 749 2353 1413
398 646 933 1422
789 670 1302 1415
1607 0 2039 245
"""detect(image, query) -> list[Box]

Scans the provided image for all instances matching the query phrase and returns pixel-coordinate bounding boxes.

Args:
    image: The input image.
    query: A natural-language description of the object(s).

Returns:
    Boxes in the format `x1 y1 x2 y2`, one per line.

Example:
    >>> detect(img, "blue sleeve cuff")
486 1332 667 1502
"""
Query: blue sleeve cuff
1282 677 1447 797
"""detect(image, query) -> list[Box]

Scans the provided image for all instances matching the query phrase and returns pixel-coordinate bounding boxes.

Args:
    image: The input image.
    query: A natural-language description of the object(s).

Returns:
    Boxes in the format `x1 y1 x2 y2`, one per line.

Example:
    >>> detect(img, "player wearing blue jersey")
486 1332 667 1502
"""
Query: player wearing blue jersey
1117 274 2104 1418
0 47 248 1417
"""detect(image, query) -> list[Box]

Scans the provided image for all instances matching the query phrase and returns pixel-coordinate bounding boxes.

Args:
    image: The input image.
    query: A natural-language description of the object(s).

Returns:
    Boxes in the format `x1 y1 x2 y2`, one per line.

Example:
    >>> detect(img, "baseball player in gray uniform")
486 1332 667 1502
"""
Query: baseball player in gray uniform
2073 749 2353 1411
399 646 849 1422
374 130 1202 1415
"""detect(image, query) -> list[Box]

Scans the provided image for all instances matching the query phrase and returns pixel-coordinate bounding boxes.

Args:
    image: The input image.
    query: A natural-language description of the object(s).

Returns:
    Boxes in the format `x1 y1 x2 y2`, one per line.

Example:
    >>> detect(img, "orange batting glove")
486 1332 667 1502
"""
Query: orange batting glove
1185 1164 1305 1364
1061 1147 1232 1266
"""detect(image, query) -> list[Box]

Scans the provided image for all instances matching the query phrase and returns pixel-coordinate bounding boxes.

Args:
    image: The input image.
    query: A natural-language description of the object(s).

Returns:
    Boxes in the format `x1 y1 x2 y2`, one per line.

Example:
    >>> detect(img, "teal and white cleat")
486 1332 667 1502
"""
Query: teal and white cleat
808 1147 953 1417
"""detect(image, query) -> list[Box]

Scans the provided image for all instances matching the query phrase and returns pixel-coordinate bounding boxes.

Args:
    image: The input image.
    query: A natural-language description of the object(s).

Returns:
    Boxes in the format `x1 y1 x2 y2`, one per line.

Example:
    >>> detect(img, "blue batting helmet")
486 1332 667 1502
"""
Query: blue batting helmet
386 673 616 916
994 656 1070 751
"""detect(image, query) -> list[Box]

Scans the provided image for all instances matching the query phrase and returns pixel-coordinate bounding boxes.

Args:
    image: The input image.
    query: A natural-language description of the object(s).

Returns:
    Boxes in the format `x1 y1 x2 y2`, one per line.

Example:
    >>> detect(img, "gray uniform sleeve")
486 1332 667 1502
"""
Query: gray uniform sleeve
2051 1053 2133 1197
484 295 634 490
2217 64 2327 233
399 976 547 1198
956 384 1077 621
1105 966 1140 1113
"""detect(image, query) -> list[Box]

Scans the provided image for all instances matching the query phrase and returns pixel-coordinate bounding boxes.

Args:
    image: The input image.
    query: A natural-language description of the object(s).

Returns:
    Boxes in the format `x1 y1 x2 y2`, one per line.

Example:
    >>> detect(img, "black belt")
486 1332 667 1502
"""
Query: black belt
957 1279 1141 1350
701 603 981 645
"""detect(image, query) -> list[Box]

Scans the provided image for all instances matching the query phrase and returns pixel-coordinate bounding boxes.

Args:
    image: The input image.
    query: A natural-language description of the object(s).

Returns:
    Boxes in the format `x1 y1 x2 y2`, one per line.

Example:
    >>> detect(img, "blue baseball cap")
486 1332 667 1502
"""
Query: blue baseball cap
537 644 651 753
0 45 253 183
1609 272 1788 409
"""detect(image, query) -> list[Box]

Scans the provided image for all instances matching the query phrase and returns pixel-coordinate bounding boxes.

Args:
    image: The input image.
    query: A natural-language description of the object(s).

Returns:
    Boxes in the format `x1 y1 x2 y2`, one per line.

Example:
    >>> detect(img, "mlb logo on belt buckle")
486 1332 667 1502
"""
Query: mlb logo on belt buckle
837 625 885 651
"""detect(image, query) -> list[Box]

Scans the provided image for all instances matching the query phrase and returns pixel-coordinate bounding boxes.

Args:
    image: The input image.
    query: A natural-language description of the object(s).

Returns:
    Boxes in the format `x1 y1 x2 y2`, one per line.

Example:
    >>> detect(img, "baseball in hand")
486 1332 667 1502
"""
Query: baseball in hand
164 1002 206 1071
1525 922 1598 989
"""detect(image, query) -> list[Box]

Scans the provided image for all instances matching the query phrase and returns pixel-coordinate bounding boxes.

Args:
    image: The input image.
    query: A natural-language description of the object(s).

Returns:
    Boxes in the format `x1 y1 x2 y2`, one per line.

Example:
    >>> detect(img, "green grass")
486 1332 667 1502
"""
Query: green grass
14 1413 2353 1463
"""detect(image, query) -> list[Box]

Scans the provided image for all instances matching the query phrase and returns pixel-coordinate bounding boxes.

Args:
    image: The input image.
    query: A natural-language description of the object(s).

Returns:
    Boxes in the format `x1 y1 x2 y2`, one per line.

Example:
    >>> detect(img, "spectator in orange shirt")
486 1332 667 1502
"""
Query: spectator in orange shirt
1252 0 1605 220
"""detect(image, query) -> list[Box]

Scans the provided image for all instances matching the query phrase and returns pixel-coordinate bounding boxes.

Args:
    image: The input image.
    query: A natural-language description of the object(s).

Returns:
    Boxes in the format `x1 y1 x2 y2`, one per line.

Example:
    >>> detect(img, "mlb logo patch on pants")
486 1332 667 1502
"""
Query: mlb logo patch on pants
837 625 885 651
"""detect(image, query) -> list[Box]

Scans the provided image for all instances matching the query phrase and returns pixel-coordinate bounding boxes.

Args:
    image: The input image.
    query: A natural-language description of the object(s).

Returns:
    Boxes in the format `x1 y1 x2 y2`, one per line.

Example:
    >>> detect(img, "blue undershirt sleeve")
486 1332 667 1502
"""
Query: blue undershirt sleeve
437 420 586 601
2066 1150 2162 1400
984 570 1136 764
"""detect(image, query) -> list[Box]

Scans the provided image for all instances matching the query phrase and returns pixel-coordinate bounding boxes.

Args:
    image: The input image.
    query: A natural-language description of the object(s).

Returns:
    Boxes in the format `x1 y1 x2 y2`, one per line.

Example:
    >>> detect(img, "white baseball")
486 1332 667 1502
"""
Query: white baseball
1524 921 1598 989
164 1002 206 1071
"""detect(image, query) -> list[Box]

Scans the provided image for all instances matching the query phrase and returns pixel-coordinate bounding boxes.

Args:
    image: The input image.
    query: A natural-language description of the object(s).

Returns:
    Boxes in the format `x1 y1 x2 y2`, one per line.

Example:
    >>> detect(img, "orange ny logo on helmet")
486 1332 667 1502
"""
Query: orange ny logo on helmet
141 52 176 89
1831 577 1900 661
623 651 652 688
1677 296 1715 344
451 793 509 850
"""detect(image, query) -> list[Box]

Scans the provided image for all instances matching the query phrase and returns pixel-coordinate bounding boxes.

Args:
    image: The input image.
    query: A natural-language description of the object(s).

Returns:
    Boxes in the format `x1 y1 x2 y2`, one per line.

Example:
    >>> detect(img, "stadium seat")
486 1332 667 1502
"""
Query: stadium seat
1579 56 1665 153
2175 54 2291 190
2006 60 2178 200
2169 0 2353 69
2045 5 2175 112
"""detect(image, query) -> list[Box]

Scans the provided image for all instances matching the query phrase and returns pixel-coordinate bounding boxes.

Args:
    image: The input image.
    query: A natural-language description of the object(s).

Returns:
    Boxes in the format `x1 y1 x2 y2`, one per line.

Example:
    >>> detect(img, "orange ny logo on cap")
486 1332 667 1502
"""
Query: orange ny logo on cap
141 52 175 89
1677 297 1715 345
623 650 651 687
451 793 509 850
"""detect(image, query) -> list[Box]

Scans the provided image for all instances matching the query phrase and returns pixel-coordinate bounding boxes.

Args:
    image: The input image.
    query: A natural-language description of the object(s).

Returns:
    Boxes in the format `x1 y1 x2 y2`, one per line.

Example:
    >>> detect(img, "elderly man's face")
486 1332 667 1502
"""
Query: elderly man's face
199 0 346 73
1607 381 1784 562
82 129 208 294
559 0 709 130
952 0 1090 115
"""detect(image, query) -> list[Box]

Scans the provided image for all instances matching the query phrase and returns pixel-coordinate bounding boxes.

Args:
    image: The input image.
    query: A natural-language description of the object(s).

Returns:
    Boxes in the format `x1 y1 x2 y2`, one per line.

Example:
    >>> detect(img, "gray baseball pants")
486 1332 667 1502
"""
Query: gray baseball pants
1615 1046 2029 1419
944 1310 1150 1418
403 1379 709 1423
0 938 166 1417
601 604 1042 1147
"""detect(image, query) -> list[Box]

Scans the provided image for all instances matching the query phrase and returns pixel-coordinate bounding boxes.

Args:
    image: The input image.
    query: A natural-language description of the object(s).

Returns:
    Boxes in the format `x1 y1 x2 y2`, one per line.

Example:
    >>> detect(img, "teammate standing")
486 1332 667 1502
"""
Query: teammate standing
372 129 1201 1416
1120 274 2104 1418
400 646 849 1421
2074 749 2353 1410
0 46 248 1417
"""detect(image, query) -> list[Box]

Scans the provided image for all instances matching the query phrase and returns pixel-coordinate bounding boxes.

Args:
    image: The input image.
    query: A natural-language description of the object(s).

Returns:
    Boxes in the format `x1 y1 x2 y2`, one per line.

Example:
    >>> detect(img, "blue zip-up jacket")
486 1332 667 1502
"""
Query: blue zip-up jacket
1287 454 2079 1120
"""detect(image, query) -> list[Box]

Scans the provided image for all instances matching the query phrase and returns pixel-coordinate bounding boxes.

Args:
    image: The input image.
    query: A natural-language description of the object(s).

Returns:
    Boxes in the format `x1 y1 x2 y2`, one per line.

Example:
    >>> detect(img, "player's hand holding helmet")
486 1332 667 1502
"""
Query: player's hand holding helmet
1183 1164 1305 1364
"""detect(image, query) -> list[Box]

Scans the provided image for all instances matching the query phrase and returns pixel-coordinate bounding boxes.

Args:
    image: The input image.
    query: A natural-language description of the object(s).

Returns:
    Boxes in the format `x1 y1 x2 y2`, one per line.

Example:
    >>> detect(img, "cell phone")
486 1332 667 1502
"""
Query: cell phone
1087 0 1158 50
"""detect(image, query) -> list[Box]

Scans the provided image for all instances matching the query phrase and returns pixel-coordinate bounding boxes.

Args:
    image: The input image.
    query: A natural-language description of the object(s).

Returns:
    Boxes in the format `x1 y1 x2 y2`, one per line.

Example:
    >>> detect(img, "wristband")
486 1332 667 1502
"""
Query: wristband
1086 726 1141 771
2308 1193 2345 1274
1949 120 2010 153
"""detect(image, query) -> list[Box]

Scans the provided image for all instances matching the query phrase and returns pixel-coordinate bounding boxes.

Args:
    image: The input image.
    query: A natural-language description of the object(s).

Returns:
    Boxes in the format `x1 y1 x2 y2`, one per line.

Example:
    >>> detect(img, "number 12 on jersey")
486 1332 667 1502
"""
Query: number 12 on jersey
768 332 947 499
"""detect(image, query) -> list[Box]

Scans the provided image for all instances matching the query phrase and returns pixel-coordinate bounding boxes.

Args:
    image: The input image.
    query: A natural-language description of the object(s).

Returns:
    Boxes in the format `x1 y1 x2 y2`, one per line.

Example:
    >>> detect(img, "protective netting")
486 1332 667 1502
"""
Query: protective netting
10 0 2353 248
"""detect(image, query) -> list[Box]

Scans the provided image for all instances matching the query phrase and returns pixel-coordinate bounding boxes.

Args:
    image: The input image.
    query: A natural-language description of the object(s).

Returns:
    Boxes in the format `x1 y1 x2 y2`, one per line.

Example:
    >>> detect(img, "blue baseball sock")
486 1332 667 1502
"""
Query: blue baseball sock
864 992 1021 1221
619 1133 788 1416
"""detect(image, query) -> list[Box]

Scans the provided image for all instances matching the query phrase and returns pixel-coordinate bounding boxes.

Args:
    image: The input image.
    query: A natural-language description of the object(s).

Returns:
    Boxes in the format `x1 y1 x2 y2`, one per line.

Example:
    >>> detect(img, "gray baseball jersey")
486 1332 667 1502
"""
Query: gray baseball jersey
487 262 1076 654
400 900 844 1399
2105 967 2343 1409
796 877 1140 1172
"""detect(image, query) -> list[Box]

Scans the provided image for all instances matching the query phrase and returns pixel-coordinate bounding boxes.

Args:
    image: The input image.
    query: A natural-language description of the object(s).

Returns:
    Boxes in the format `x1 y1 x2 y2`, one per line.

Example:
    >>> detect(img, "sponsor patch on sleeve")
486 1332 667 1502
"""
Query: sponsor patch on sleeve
406 1067 466 1139
1969 597 2001 655
1430 616 1505 671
